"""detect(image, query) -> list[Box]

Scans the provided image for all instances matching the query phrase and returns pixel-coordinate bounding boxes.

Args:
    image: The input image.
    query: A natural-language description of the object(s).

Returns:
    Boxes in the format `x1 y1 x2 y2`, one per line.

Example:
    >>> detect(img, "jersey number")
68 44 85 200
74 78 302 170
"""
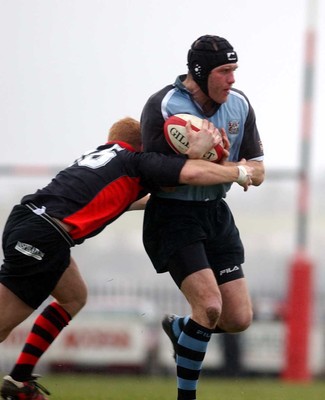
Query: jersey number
76 145 122 169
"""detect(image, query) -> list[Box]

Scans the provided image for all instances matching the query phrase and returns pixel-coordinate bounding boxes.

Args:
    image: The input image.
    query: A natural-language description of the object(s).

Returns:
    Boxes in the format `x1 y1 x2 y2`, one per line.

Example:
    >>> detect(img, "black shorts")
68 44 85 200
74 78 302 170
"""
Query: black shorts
142 197 245 287
0 204 73 309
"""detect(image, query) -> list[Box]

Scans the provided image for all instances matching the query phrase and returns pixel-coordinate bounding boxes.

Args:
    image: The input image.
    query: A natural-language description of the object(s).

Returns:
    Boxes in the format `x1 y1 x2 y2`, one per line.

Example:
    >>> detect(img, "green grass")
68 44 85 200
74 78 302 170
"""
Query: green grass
37 374 325 400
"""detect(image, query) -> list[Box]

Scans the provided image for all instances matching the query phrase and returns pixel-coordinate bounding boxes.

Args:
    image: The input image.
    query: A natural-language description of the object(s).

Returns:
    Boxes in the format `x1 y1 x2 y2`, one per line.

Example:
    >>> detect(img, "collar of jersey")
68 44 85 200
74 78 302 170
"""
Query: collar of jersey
106 141 136 152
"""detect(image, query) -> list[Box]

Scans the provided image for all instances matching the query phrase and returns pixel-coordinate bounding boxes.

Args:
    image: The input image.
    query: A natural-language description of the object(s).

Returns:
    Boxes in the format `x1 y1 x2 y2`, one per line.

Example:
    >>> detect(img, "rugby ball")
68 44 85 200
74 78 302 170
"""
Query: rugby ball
163 113 224 162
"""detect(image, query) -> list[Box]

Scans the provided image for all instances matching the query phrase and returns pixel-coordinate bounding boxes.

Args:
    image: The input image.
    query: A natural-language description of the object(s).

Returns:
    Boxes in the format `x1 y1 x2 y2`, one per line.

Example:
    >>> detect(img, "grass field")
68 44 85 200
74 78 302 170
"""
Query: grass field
34 374 325 400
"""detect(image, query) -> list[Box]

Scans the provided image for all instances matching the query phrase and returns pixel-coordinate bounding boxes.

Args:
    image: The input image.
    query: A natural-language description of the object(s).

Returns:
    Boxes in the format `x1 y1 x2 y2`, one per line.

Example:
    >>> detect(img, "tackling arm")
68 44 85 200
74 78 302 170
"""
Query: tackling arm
179 159 254 191
221 159 265 186
244 160 265 186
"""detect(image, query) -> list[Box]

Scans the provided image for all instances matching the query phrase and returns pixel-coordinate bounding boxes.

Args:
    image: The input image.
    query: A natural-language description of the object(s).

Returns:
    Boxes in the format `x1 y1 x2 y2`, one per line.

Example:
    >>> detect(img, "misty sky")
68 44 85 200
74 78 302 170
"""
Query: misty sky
1 0 324 175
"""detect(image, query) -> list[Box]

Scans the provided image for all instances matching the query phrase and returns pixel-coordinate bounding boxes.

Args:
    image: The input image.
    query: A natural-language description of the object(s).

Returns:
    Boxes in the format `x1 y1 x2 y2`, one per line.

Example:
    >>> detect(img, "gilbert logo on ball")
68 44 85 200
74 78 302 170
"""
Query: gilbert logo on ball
164 114 223 162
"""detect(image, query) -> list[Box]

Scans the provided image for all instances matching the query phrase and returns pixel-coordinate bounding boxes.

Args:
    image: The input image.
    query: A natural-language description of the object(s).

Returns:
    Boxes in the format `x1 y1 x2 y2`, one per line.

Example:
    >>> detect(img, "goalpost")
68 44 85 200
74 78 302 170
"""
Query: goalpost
281 0 318 382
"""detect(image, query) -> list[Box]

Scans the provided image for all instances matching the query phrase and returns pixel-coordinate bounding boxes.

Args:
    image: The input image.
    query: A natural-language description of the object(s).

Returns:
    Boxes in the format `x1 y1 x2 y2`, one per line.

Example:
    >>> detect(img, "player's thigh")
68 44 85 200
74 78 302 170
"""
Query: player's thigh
51 257 88 317
218 277 253 331
181 268 222 310
0 283 34 340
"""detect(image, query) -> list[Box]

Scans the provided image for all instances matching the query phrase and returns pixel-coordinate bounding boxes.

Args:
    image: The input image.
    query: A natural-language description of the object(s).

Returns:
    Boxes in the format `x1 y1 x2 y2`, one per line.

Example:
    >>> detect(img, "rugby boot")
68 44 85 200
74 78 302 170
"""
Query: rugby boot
161 313 183 360
0 375 50 400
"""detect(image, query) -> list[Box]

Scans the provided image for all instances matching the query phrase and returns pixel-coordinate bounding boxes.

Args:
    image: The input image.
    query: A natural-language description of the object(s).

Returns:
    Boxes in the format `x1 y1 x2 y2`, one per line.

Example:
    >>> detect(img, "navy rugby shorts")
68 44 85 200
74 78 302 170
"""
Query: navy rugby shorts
0 204 73 309
143 197 245 287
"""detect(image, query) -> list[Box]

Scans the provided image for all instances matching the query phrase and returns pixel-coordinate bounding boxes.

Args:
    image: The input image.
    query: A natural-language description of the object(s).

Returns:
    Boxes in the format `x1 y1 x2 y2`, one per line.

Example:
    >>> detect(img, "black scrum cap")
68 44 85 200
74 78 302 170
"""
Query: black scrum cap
187 35 238 96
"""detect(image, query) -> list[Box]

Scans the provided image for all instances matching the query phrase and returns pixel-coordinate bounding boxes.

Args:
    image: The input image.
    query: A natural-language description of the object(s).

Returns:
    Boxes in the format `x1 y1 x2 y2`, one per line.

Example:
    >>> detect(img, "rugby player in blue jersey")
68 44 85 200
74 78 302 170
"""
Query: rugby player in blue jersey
141 35 265 400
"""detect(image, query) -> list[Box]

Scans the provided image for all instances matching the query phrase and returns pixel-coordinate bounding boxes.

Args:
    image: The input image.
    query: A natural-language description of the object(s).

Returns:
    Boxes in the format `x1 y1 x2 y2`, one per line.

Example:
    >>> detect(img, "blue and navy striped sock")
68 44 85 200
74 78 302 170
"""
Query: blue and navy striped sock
172 315 190 338
176 318 212 400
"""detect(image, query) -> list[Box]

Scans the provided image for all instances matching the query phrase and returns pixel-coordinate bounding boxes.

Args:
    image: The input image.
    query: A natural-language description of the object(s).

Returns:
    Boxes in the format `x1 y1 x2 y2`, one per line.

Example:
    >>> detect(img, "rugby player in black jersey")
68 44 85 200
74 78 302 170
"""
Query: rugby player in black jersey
0 117 253 400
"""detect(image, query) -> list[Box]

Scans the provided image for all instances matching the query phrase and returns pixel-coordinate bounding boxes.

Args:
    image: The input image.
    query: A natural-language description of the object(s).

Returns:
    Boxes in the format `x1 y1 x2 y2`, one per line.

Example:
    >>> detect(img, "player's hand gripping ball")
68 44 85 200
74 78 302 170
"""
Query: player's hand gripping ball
164 114 224 162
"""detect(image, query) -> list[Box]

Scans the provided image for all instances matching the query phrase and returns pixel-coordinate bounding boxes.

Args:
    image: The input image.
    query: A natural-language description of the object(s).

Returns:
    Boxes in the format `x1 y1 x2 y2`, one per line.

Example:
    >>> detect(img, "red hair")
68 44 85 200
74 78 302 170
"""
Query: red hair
108 117 141 151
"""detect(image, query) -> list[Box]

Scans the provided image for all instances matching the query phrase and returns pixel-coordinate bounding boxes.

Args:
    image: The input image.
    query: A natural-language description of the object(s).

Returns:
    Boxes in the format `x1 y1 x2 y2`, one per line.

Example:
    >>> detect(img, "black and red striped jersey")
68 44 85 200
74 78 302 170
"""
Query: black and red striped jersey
21 141 186 243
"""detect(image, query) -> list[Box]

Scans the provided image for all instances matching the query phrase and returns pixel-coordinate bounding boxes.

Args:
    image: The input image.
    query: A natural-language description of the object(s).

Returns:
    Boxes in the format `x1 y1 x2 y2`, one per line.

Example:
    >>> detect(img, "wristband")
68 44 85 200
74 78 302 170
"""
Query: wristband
236 166 248 185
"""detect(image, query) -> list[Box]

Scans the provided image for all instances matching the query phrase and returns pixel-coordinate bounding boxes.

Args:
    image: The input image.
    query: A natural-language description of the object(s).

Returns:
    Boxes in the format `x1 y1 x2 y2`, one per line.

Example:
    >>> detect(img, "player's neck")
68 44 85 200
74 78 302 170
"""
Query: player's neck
183 77 218 117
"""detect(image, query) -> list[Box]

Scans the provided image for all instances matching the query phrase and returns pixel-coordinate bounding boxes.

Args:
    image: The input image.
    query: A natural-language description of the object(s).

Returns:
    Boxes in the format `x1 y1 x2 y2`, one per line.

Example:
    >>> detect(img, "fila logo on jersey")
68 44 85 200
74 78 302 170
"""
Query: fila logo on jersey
227 52 237 61
219 265 240 276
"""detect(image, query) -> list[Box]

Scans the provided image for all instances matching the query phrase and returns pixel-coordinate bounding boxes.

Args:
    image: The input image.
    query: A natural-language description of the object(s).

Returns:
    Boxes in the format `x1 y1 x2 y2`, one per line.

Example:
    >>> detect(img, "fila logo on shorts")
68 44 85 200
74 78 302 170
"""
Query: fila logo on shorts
15 241 45 261
219 265 240 276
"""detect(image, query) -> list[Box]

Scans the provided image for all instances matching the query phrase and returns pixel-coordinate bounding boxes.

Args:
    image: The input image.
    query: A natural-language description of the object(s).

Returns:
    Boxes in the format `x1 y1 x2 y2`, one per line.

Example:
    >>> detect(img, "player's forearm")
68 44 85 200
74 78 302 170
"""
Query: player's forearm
245 160 265 186
179 159 246 186
222 159 265 186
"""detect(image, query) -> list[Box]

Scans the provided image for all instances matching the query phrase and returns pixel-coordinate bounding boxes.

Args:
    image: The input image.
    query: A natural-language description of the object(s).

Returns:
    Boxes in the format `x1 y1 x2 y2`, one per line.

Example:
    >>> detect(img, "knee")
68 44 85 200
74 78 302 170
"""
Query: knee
233 312 253 332
71 288 88 315
75 290 88 312
221 308 253 333
202 291 223 329
58 286 88 318
192 299 222 329
205 305 221 329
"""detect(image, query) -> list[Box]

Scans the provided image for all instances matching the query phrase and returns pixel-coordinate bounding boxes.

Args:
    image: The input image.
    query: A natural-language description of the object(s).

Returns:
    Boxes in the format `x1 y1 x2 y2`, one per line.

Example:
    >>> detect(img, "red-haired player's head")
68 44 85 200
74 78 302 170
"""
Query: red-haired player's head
108 117 142 151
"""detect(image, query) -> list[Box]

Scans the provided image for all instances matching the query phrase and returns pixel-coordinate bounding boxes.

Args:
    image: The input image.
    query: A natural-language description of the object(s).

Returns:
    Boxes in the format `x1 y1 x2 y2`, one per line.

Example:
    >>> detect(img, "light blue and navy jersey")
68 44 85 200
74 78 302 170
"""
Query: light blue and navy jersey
141 74 264 201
